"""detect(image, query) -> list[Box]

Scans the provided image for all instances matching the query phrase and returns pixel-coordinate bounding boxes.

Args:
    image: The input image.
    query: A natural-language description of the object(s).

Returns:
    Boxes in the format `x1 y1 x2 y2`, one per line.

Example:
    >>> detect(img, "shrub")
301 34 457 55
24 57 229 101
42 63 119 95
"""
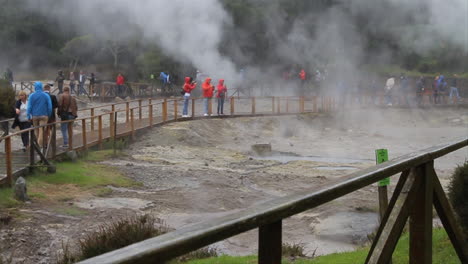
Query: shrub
447 161 468 238
57 214 169 264
282 242 308 259
0 79 15 119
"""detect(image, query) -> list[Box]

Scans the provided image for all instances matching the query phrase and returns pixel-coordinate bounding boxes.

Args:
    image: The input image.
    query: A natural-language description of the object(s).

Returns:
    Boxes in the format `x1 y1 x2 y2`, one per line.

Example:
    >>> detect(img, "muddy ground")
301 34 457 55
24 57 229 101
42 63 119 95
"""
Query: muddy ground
1 106 467 263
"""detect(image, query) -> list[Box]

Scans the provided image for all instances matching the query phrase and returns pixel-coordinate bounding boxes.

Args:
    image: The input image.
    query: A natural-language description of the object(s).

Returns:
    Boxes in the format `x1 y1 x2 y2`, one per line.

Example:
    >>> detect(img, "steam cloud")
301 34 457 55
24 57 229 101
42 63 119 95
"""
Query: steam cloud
21 0 468 88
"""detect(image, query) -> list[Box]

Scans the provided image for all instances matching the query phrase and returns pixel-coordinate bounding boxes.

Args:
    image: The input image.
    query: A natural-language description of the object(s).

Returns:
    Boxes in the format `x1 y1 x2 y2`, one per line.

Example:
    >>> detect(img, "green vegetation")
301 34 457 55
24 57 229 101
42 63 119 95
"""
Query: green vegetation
0 150 138 210
183 228 459 264
57 215 168 264
0 188 21 208
448 161 468 238
0 79 15 119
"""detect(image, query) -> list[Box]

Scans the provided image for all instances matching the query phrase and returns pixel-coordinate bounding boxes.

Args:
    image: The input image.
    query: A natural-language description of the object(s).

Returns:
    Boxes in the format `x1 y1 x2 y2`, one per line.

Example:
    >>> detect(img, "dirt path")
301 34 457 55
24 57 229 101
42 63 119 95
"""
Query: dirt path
1 107 467 263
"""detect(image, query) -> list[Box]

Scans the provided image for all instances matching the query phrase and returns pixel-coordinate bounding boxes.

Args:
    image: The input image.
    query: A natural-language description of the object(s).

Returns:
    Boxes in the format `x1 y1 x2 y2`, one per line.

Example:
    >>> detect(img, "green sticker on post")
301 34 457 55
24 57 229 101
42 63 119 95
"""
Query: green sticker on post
375 149 390 186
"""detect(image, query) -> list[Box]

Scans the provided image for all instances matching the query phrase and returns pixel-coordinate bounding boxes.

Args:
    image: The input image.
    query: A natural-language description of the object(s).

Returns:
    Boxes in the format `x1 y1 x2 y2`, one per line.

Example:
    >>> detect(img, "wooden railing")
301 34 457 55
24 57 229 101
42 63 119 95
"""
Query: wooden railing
1 95 336 184
73 138 468 264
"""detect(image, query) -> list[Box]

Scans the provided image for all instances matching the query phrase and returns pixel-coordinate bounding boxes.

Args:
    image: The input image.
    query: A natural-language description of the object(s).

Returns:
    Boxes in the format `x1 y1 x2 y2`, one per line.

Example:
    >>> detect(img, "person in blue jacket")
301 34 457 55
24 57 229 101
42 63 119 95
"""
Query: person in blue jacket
160 71 171 93
27 81 52 147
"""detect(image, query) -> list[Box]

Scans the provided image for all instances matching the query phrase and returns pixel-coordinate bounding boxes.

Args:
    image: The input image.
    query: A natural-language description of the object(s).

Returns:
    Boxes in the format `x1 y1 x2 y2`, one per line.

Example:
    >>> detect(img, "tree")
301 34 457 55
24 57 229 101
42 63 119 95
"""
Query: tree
61 34 98 71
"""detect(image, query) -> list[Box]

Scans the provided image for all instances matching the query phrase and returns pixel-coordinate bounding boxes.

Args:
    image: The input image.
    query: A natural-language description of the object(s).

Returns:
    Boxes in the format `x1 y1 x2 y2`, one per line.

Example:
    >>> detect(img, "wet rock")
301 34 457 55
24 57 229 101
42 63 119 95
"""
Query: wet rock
66 150 78 162
251 143 272 156
14 177 29 202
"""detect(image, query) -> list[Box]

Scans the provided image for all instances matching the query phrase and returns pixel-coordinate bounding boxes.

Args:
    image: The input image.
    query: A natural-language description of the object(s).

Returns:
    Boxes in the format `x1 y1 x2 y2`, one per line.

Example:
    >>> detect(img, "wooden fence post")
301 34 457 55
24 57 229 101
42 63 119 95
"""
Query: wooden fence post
409 161 434 264
208 98 212 116
251 97 256 114
68 120 73 151
90 108 95 131
131 109 135 137
258 221 282 264
30 130 35 170
191 98 195 117
149 103 153 127
109 113 114 138
163 99 168 122
272 97 275 113
174 100 178 120
230 97 235 115
126 102 130 123
138 99 142 120
98 115 103 150
51 125 56 158
5 137 12 186
277 97 281 114
82 119 87 151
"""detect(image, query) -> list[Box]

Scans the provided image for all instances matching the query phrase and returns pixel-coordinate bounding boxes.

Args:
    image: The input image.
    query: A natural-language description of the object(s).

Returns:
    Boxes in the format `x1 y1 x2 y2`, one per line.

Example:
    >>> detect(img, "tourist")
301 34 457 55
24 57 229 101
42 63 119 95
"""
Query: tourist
78 70 87 96
89 73 96 96
449 74 462 103
116 73 125 97
43 84 58 146
69 71 76 94
160 71 170 93
299 69 307 95
57 87 78 148
27 82 52 147
182 77 196 117
216 79 227 115
56 70 65 94
416 76 425 106
12 91 31 151
384 76 395 106
202 78 215 116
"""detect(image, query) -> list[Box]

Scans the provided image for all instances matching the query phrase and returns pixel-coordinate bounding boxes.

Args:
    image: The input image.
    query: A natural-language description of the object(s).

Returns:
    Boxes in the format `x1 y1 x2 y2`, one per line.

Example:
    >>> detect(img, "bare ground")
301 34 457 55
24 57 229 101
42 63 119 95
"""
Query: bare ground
1 106 467 263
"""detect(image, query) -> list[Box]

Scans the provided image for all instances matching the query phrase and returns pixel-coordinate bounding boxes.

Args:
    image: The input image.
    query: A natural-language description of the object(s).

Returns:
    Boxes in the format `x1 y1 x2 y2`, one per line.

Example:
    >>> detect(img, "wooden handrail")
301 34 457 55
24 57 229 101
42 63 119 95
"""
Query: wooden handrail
76 138 468 264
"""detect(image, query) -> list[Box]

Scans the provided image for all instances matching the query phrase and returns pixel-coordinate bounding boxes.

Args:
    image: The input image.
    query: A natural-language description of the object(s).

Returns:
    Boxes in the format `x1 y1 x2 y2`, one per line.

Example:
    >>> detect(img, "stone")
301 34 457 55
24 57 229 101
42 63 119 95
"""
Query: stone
66 150 78 162
251 143 272 156
14 177 29 202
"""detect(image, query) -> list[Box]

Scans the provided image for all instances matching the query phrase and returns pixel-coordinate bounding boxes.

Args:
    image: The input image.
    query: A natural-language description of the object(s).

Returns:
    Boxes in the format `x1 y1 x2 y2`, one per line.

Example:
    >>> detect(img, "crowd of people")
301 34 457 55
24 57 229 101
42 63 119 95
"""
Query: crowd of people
181 75 228 117
11 81 78 151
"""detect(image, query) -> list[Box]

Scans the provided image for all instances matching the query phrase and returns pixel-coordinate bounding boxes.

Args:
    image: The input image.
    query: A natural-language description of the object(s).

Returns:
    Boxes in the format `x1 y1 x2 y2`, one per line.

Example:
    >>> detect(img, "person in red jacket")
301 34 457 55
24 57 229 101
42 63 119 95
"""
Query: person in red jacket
116 73 125 97
182 77 196 117
299 69 307 95
216 79 227 115
202 78 214 116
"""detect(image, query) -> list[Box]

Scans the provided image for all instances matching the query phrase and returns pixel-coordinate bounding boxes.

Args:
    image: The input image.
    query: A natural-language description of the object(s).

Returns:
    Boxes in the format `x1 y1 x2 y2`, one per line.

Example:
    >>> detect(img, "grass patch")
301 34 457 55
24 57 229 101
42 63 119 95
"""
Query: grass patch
29 161 136 188
183 228 459 264
0 188 20 208
54 207 88 217
93 187 113 197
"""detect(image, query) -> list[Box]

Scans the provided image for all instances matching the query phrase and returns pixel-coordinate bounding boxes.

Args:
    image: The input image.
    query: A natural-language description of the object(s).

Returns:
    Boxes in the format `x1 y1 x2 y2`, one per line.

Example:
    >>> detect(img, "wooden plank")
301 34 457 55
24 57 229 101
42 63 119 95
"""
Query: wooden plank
98 115 103 150
409 161 433 264
191 98 195 117
90 108 95 131
174 100 178 120
366 171 409 263
258 221 282 264
126 102 130 122
138 99 142 120
366 167 422 264
82 119 87 151
431 167 468 262
5 137 12 186
251 97 256 114
378 185 389 221
149 104 153 127
230 97 234 115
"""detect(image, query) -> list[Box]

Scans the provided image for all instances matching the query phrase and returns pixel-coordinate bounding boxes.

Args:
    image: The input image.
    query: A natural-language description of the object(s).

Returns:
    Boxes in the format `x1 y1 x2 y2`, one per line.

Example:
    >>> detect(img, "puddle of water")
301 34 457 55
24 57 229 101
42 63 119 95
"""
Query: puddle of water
252 153 370 164
313 211 379 245
314 166 357 171
75 198 154 210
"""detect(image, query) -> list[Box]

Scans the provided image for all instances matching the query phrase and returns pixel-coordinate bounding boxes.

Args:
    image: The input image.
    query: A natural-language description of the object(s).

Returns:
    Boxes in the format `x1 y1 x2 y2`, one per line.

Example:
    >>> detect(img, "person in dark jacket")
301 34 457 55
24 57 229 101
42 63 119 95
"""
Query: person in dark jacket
58 87 78 148
56 70 65 94
44 84 58 146
449 74 461 103
11 91 31 150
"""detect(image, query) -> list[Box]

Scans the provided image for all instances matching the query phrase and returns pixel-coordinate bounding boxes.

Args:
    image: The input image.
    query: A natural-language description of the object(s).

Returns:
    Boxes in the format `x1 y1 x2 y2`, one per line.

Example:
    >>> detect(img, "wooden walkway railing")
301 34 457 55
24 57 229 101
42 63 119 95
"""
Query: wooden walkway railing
73 138 468 264
0 95 336 184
